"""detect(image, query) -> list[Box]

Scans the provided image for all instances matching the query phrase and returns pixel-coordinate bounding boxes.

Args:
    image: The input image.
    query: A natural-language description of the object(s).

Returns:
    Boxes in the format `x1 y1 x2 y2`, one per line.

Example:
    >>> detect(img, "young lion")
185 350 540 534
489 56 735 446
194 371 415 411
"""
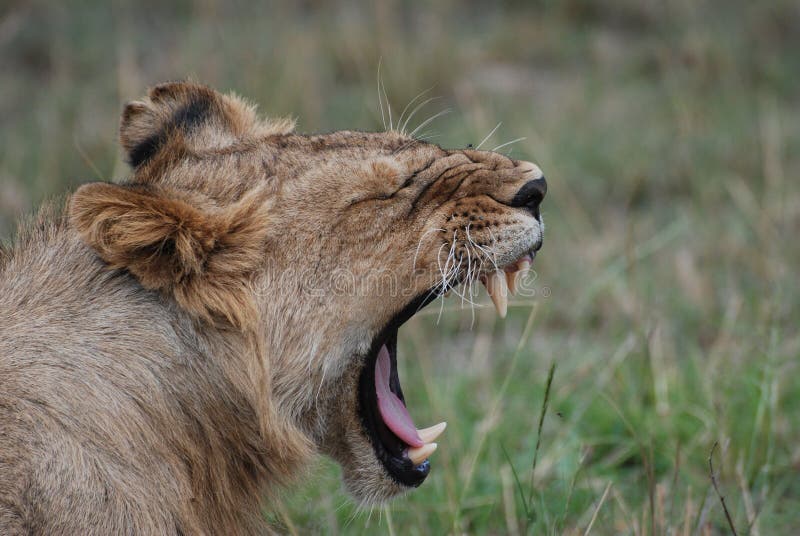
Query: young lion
0 82 546 534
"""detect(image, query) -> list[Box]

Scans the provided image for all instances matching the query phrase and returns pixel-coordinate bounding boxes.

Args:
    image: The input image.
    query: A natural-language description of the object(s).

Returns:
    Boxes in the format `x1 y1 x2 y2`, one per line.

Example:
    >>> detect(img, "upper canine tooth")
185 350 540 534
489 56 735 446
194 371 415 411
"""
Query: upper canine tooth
483 270 508 318
417 422 447 443
407 443 438 466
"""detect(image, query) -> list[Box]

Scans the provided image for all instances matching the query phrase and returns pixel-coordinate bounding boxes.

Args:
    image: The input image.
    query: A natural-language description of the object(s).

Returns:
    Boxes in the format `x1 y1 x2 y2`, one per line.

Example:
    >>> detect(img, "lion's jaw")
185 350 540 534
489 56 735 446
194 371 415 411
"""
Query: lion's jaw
69 81 546 506
255 146 545 505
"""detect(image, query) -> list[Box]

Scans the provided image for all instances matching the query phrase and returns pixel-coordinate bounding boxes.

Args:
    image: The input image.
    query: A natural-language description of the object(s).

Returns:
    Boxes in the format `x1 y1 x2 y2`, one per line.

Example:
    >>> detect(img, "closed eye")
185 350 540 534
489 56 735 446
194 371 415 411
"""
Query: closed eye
346 158 438 207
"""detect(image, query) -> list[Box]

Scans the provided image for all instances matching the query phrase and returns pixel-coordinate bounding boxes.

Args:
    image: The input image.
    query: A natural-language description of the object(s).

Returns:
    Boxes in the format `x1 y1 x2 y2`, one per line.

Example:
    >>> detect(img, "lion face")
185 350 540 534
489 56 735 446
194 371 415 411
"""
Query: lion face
69 82 546 505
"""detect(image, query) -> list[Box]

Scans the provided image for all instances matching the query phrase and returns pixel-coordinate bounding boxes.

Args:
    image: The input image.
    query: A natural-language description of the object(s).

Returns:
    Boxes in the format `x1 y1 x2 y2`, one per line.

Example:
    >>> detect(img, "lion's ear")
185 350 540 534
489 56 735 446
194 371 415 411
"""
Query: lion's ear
120 81 295 168
69 182 271 328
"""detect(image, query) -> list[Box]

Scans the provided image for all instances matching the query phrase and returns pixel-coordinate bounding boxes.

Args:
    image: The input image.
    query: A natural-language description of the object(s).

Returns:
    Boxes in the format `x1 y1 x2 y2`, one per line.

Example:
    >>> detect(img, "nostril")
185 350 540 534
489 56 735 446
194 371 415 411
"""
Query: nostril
511 177 547 213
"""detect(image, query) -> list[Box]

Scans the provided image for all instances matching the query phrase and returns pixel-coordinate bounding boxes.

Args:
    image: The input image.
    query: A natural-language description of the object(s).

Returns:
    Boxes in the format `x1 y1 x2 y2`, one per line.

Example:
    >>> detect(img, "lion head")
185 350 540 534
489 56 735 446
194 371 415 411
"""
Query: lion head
69 82 546 505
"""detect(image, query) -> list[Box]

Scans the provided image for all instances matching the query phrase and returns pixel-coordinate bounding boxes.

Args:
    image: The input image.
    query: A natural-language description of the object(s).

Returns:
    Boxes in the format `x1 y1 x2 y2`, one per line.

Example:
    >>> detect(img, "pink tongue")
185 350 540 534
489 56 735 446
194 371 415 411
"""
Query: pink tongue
375 345 424 448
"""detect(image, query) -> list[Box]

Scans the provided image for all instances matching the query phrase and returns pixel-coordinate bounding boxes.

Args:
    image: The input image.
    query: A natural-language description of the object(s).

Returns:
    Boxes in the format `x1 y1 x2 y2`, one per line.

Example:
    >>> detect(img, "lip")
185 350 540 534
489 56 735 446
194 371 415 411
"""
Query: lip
356 290 440 487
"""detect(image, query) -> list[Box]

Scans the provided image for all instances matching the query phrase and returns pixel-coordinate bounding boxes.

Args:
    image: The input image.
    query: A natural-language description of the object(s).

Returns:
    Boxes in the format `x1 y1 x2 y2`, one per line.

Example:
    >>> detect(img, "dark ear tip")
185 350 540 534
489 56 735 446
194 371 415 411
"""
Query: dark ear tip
121 102 149 125
148 81 184 102
148 80 207 102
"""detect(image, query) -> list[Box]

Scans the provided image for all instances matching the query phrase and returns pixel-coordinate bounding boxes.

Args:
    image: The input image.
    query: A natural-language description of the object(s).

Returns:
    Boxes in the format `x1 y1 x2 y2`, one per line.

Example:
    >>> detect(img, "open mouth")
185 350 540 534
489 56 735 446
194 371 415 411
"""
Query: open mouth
357 293 443 487
357 245 540 487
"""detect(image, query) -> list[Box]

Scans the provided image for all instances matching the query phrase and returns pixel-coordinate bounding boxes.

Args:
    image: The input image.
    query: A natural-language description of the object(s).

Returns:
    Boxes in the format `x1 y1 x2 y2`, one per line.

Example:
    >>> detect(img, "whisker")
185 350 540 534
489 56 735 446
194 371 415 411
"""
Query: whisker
467 246 478 328
461 226 479 306
462 240 472 309
462 226 483 324
484 228 503 271
392 131 440 156
411 132 441 143
441 235 477 308
442 233 460 292
408 108 451 139
400 96 441 134
397 86 434 135
412 227 445 271
464 251 481 325
379 68 393 131
491 137 527 152
376 59 386 130
439 257 467 323
475 122 502 150
435 243 451 291
435 242 453 323
466 225 497 273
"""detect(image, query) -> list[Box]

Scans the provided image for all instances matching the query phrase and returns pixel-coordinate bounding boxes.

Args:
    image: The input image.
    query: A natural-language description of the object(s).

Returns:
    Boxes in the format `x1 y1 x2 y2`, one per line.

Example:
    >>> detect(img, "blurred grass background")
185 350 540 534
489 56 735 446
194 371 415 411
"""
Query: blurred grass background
2 0 799 533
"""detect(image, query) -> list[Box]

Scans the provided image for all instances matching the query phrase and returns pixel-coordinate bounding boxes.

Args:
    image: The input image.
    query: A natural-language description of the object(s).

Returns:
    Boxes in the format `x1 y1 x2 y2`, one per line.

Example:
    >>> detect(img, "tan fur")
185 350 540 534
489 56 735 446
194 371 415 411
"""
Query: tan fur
0 82 544 534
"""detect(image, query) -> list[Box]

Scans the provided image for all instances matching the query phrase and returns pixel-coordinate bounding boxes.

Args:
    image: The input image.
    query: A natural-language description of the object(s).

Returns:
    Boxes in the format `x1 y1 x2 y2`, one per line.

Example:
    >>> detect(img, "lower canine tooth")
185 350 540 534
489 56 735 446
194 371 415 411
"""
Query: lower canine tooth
417 422 447 443
507 259 532 295
506 270 520 295
407 443 438 465
483 270 508 318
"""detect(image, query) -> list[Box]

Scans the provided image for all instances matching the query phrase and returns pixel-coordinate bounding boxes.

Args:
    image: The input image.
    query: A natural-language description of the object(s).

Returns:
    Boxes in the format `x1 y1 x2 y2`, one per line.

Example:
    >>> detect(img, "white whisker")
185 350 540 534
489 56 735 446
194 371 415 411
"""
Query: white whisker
400 96 442 134
412 227 445 271
440 230 476 308
434 243 451 290
411 132 441 143
434 242 452 323
466 225 497 274
475 122 502 150
397 86 434 134
408 108 451 139
491 137 526 152
462 239 472 310
379 66 393 130
484 228 503 271
376 59 386 130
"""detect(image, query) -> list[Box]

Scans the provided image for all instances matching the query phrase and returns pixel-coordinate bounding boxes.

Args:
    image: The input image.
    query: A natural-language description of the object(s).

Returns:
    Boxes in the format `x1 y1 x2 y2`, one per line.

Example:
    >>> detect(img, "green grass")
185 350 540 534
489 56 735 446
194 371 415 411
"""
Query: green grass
2 1 799 533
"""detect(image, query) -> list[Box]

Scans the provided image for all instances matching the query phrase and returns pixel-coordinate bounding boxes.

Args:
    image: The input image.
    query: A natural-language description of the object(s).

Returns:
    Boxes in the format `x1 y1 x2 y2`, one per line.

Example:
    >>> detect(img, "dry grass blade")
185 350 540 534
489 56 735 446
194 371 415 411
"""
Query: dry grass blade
709 441 739 535
528 361 556 506
583 482 612 536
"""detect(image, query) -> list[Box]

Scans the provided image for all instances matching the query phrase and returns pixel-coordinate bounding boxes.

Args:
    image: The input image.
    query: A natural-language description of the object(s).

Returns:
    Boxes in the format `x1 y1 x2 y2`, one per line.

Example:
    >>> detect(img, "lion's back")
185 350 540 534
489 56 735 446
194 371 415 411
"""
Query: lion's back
0 212 196 534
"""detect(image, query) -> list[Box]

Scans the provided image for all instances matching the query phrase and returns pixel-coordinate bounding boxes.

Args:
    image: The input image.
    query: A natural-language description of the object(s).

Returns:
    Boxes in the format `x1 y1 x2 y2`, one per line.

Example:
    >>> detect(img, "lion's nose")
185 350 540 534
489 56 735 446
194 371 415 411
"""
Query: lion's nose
516 176 547 207
510 161 547 218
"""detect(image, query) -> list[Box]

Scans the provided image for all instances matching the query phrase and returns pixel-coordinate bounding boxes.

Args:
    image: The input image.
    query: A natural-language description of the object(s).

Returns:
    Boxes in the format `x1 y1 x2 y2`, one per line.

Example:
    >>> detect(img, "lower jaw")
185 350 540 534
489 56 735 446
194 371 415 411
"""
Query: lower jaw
351 246 540 488
356 290 442 487
357 326 431 487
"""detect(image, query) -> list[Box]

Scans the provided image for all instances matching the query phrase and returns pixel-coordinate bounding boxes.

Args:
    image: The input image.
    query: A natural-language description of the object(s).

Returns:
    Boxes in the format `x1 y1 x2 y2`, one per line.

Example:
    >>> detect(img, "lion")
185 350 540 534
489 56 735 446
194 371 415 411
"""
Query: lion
0 81 546 534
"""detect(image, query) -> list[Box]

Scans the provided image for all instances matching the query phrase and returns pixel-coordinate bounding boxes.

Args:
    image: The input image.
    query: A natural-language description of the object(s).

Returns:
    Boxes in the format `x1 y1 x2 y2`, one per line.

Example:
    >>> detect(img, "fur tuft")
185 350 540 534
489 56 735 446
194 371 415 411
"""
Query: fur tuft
69 181 271 329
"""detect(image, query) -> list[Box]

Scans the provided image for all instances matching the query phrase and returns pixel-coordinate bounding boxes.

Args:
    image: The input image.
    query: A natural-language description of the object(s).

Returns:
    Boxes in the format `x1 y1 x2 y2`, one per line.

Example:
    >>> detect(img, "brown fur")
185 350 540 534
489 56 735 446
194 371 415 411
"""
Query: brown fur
0 81 544 534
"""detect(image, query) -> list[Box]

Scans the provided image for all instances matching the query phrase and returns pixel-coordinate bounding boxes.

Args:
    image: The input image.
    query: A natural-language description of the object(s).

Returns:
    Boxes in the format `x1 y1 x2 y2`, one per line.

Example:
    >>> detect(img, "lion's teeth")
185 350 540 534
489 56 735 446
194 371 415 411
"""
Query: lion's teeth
417 422 447 443
506 259 531 295
506 270 520 295
407 442 438 466
482 270 508 318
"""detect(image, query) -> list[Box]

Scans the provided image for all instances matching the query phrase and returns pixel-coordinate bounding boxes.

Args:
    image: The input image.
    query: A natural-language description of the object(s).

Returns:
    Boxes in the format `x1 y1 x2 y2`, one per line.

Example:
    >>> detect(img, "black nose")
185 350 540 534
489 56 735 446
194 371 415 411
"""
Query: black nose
511 176 547 218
